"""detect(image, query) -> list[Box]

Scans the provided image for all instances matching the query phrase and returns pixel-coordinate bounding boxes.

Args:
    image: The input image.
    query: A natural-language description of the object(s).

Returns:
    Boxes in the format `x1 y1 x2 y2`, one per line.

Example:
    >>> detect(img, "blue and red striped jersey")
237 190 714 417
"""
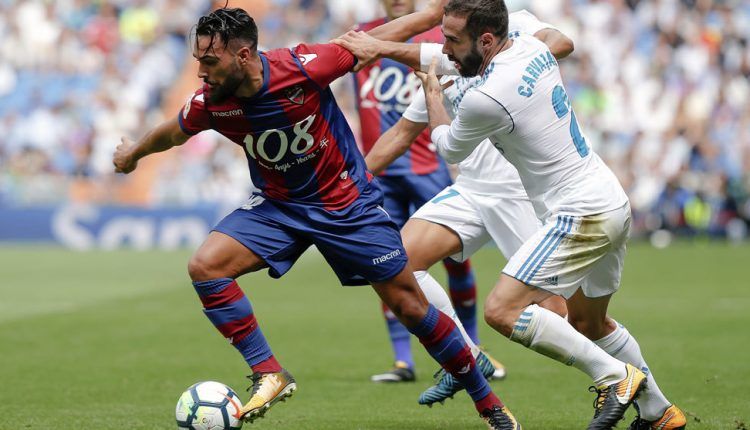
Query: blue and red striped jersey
179 43 375 211
353 19 446 177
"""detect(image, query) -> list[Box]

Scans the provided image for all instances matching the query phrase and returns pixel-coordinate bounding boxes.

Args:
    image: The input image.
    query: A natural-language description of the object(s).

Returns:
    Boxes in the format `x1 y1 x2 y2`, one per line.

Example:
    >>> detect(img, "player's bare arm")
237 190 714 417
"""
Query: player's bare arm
365 117 427 175
364 0 448 42
533 28 574 59
333 0 447 71
335 27 572 77
113 116 189 174
333 31 422 71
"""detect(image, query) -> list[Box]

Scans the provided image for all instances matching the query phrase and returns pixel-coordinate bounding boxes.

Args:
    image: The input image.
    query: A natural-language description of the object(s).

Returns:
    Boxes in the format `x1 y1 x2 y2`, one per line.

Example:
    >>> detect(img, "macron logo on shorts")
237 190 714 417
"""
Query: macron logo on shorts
372 249 402 265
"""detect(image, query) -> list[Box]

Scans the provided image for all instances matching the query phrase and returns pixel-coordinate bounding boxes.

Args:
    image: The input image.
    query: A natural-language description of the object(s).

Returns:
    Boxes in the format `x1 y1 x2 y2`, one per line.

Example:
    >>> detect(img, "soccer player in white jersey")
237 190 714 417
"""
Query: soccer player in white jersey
362 9 571 408
335 1 686 429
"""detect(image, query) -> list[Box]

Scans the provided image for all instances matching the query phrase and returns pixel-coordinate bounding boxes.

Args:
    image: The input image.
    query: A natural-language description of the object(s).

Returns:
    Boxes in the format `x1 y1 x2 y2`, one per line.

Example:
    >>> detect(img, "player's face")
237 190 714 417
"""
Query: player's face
381 0 415 19
441 14 483 77
194 35 246 103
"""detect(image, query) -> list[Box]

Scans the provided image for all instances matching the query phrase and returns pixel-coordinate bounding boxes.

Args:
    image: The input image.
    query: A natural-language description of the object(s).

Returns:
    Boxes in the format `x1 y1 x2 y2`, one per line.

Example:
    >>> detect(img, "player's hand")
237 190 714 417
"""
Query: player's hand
113 137 139 174
415 57 453 99
425 0 449 24
331 31 381 72
425 0 449 13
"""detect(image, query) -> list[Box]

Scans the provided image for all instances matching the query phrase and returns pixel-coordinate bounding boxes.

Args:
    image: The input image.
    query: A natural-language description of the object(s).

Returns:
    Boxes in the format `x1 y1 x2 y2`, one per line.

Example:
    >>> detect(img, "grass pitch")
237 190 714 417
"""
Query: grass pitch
0 242 748 429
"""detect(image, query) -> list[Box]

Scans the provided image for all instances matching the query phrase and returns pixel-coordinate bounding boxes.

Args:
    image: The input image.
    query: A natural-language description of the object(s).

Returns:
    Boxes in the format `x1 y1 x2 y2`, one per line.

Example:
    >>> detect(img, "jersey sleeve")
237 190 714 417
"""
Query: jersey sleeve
177 89 211 135
293 43 357 88
508 9 559 36
431 89 513 164
419 43 458 75
402 86 428 123
403 75 455 124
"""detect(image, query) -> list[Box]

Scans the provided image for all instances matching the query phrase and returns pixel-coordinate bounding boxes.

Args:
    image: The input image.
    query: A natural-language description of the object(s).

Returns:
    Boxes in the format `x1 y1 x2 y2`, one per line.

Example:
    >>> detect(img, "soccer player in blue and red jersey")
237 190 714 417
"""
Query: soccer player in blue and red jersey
112 6 519 429
353 0 496 384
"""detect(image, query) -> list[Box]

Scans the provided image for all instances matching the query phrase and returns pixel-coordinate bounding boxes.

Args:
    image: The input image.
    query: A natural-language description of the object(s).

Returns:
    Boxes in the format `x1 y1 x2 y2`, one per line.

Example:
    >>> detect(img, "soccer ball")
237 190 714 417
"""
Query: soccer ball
175 381 244 430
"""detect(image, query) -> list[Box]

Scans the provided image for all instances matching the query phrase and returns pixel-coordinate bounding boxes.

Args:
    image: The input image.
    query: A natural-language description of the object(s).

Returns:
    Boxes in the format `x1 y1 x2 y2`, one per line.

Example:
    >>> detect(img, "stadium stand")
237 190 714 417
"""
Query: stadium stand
0 0 747 242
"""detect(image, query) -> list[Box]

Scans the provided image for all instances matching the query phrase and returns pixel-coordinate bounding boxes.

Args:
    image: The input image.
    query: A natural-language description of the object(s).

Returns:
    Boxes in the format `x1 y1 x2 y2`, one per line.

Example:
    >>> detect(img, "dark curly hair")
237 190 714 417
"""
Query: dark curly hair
192 7 258 54
444 0 508 40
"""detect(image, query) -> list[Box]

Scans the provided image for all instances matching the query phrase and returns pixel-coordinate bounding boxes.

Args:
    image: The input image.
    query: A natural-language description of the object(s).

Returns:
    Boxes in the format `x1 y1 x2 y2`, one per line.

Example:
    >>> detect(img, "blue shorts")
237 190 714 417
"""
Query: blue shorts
376 168 452 228
213 193 408 286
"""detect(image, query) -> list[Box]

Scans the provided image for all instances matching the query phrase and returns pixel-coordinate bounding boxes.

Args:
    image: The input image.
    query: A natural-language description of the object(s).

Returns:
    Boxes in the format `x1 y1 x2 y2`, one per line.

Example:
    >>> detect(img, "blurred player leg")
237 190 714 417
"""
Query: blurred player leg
401 217 501 405
371 266 520 426
372 176 416 382
443 259 480 344
313 201 519 427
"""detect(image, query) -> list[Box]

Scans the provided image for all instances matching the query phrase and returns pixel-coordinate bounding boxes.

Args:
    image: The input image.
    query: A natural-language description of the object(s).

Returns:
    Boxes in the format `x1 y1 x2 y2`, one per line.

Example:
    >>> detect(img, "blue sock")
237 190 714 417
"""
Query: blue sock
193 278 280 373
382 302 414 368
444 259 480 345
409 306 493 406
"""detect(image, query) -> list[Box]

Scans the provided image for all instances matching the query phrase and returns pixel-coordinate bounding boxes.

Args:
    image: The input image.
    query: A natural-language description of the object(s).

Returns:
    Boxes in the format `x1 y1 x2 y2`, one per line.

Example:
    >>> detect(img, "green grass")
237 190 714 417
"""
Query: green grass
0 242 748 429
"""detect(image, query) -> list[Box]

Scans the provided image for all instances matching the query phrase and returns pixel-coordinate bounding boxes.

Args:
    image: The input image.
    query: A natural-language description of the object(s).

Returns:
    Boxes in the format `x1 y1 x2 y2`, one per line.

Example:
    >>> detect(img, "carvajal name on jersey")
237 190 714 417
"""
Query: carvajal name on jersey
517 51 558 98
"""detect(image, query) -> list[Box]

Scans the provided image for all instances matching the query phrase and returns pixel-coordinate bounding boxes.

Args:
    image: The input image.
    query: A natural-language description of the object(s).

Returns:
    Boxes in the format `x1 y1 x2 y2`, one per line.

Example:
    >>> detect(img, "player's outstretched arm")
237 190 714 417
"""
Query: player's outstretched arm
332 0 447 71
534 28 574 59
364 0 447 42
113 117 189 174
333 31 422 72
366 118 427 175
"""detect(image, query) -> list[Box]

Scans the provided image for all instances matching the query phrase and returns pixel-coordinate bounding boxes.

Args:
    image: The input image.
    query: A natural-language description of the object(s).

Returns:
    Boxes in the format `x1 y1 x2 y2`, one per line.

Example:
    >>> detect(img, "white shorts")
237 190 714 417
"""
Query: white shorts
502 202 632 299
410 185 540 262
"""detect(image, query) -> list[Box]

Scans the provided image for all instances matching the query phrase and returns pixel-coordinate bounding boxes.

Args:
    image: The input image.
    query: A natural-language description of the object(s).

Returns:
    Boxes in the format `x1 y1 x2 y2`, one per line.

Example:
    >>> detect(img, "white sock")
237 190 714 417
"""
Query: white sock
414 271 480 357
594 320 671 420
510 304 625 385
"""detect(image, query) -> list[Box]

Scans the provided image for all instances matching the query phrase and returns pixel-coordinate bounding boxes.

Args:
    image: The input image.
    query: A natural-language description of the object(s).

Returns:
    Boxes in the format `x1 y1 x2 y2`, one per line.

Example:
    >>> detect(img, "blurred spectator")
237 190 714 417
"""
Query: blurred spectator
0 0 748 243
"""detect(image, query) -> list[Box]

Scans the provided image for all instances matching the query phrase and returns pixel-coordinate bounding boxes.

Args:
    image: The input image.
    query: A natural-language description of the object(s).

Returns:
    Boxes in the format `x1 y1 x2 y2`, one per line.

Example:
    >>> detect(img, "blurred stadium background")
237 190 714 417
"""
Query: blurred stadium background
1 0 748 248
1 1 749 429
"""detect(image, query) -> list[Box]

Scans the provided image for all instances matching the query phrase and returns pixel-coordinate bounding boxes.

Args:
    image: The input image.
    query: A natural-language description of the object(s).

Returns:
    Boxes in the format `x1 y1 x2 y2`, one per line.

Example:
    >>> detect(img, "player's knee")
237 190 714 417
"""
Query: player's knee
540 295 568 317
483 296 515 337
187 253 221 281
388 298 427 327
567 314 607 340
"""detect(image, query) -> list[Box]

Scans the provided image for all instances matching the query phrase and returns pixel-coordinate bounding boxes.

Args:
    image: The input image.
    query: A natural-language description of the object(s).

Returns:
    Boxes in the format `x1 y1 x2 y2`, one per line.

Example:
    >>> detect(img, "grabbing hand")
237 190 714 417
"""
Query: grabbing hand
332 31 382 72
426 0 449 13
113 137 138 174
414 57 454 99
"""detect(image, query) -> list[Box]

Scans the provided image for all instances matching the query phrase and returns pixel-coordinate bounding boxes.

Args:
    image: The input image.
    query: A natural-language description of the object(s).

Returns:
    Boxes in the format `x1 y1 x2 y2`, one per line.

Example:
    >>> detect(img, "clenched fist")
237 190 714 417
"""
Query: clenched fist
113 137 138 174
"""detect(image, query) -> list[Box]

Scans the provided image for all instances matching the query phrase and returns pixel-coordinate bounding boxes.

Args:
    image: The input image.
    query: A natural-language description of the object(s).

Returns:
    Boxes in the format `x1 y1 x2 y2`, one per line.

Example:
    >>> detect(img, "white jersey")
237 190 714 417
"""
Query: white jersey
403 10 553 198
426 34 629 219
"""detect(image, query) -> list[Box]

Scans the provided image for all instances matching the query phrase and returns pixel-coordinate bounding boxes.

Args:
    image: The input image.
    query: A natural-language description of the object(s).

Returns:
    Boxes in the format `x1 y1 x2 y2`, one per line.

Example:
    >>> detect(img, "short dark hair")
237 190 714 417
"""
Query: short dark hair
444 0 508 40
193 8 258 53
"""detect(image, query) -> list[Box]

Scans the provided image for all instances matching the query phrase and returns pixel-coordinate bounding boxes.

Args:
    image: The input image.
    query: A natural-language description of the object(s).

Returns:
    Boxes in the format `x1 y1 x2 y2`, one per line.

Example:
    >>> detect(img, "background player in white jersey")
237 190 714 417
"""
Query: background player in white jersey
360 8 571 407
337 1 686 429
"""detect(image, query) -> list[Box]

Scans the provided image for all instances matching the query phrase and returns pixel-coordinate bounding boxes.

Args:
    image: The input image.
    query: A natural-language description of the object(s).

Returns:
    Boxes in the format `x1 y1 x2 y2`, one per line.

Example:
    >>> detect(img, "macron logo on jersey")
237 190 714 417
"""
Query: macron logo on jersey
298 53 318 65
212 109 244 117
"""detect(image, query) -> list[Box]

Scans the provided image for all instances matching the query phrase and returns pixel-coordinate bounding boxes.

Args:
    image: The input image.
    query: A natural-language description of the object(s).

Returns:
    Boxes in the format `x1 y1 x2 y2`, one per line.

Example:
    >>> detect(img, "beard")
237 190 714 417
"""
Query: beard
454 44 484 77
207 66 245 104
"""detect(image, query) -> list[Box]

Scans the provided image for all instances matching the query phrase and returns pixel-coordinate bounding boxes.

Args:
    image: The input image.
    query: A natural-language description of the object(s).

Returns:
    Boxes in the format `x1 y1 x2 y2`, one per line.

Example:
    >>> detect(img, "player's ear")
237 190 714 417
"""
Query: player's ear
479 32 494 49
236 45 253 66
